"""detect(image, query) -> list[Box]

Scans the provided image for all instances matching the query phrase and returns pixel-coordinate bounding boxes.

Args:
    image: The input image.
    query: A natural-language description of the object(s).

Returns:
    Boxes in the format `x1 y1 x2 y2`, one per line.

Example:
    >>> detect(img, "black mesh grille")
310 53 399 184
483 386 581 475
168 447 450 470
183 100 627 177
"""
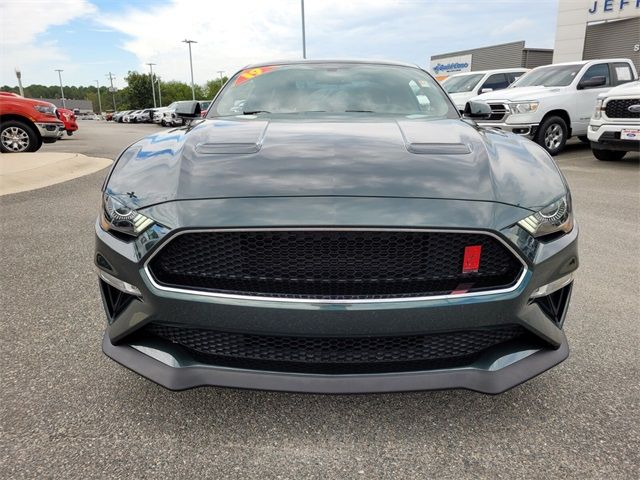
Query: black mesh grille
605 99 640 119
145 324 528 374
148 230 523 300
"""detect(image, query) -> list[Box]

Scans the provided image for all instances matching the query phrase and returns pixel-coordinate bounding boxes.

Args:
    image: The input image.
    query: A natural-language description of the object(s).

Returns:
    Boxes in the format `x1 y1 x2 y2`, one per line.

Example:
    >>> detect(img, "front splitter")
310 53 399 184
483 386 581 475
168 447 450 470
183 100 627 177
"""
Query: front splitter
102 331 568 395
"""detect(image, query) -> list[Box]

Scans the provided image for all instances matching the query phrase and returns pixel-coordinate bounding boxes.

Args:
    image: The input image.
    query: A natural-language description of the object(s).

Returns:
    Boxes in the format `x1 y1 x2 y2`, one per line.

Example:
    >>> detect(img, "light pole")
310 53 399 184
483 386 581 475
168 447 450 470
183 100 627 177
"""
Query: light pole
55 69 66 108
301 0 306 59
15 68 24 96
147 63 157 108
217 70 225 89
156 76 162 107
106 72 117 110
182 39 197 100
95 80 103 114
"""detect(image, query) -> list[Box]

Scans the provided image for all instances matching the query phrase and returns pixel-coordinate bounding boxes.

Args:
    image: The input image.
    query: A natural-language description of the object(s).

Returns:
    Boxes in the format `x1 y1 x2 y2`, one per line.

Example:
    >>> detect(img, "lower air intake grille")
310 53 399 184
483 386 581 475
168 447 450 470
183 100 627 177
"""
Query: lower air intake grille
145 324 529 374
147 230 524 300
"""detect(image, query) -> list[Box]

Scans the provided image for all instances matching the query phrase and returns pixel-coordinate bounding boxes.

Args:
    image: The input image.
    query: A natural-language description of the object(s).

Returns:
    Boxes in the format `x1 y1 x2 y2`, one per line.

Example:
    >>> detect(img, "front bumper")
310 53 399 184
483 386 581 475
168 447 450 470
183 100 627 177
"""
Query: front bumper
103 330 568 394
95 197 578 394
588 123 640 152
476 122 538 138
35 121 64 139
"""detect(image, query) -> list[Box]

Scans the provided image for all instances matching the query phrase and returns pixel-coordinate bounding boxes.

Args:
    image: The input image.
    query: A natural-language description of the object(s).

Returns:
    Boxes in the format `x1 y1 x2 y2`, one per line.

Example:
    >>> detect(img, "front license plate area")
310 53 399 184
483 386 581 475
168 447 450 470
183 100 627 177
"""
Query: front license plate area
620 129 640 141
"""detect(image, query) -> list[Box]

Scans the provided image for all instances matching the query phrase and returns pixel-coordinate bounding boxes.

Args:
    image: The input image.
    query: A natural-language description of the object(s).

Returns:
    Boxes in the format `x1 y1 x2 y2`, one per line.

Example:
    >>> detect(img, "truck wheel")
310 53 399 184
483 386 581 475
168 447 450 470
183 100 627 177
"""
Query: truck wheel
536 116 568 156
592 149 626 161
0 120 40 153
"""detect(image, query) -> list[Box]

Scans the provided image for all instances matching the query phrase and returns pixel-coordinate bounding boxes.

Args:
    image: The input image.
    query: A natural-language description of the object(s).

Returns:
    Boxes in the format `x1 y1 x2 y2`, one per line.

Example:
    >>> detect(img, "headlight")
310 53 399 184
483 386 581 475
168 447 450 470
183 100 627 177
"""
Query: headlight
100 194 154 237
509 102 539 115
518 195 573 238
33 104 57 116
593 98 603 120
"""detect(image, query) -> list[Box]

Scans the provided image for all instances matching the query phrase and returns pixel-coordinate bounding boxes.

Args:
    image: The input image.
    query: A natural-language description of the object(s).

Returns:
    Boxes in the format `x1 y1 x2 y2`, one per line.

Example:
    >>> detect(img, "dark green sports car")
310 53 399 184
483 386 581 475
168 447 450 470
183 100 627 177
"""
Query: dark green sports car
96 60 578 394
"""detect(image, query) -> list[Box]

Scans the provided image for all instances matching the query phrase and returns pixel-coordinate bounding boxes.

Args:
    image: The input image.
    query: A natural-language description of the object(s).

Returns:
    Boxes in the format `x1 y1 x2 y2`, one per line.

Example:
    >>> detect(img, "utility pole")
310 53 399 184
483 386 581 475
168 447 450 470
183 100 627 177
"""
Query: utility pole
301 0 306 59
15 69 24 96
55 69 66 108
217 70 225 89
146 63 157 108
182 39 197 100
106 72 117 110
95 80 103 114
156 76 162 107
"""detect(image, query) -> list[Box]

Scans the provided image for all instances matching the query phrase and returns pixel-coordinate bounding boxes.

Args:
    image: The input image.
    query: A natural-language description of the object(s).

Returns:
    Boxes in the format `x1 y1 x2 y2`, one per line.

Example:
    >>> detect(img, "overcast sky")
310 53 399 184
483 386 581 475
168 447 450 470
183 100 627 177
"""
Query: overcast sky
0 0 559 88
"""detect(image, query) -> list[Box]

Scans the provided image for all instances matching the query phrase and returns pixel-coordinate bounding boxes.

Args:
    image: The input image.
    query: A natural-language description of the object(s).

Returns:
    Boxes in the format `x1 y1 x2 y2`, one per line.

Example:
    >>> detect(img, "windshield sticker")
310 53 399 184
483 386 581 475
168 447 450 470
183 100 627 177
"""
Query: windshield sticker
235 66 277 86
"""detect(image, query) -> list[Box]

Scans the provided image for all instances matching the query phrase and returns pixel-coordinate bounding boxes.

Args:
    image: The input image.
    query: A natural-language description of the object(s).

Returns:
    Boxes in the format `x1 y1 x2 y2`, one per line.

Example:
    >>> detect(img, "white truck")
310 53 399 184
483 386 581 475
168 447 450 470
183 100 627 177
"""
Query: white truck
441 68 528 113
588 81 640 161
468 59 638 155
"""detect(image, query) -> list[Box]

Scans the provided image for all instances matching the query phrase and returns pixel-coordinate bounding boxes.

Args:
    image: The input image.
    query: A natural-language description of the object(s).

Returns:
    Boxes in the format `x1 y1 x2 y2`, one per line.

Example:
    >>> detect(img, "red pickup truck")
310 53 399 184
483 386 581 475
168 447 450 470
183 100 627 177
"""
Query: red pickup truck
0 92 64 152
56 107 79 136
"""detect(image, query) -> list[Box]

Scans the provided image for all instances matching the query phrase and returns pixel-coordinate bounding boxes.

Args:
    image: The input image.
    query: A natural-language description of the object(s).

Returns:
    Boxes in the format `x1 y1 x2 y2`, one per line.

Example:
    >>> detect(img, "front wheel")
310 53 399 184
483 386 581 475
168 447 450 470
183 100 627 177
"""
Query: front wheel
592 149 626 161
535 116 568 155
66 130 73 136
0 120 40 153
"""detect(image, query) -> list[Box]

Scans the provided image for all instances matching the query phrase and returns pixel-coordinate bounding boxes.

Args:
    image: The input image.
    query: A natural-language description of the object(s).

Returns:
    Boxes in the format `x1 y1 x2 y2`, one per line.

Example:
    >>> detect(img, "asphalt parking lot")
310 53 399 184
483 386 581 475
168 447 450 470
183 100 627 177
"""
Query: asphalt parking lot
1 121 639 479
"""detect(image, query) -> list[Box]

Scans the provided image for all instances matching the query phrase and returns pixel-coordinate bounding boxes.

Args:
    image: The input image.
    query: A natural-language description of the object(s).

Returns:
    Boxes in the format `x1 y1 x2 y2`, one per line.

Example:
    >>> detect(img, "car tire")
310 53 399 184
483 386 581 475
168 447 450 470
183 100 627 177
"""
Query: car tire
0 120 40 153
592 149 626 161
67 130 73 136
161 119 167 127
536 116 568 156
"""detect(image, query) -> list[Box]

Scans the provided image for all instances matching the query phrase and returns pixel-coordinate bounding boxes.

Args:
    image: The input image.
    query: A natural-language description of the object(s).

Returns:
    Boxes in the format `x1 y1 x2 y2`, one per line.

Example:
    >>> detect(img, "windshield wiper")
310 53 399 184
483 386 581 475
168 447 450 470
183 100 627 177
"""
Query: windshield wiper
242 110 270 115
345 110 375 113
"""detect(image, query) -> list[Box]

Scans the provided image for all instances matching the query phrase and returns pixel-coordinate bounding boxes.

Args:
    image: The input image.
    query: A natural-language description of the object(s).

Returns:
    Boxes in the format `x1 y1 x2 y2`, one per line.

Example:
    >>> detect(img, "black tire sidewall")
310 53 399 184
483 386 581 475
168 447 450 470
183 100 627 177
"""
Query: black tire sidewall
536 116 568 155
592 149 626 161
0 120 39 153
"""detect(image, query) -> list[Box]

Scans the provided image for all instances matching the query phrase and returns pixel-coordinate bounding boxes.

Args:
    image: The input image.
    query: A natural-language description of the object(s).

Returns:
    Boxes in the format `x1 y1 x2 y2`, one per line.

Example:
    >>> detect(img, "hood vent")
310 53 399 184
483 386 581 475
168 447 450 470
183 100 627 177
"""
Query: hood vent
195 142 261 154
407 143 472 155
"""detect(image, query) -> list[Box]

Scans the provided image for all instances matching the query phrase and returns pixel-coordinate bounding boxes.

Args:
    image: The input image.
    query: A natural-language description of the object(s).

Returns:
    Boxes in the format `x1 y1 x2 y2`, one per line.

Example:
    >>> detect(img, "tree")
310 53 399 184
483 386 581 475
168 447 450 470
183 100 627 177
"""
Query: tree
204 77 228 99
122 71 155 109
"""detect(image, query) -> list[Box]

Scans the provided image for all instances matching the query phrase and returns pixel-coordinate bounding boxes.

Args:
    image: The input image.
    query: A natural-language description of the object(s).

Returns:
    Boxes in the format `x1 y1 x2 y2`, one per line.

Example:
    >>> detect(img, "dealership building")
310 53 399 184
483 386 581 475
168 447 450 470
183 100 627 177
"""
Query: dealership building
430 0 640 80
429 41 553 80
554 0 640 70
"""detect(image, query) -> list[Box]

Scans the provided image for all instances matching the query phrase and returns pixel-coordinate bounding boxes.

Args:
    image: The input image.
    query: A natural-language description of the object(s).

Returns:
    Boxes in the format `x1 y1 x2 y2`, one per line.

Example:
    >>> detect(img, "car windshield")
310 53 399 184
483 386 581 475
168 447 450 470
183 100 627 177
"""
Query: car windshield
512 64 582 87
442 73 484 93
209 63 456 118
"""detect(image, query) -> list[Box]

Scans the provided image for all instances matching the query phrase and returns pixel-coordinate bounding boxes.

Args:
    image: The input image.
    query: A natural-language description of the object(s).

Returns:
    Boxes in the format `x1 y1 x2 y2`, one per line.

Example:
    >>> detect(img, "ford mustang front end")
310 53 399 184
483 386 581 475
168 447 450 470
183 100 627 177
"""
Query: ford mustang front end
96 61 578 394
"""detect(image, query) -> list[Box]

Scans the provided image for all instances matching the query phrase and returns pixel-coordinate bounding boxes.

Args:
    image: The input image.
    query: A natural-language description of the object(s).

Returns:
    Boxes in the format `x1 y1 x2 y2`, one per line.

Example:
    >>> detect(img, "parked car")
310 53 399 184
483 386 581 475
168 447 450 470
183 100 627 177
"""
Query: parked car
113 111 132 123
442 68 528 112
0 91 64 152
56 107 79 136
132 109 155 123
588 80 640 161
123 110 141 123
98 60 578 394
469 59 638 155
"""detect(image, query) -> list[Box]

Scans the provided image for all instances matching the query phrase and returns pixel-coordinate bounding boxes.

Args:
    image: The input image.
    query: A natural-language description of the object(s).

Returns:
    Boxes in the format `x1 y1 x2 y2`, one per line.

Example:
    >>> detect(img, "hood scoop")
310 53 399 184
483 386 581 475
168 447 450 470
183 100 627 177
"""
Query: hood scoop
195 142 261 154
407 142 472 155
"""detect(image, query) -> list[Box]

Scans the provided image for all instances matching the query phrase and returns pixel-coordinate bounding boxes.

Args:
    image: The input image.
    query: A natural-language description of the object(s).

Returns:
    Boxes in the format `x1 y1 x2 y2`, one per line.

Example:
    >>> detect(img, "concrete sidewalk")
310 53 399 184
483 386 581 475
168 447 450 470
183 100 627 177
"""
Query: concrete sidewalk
0 152 112 195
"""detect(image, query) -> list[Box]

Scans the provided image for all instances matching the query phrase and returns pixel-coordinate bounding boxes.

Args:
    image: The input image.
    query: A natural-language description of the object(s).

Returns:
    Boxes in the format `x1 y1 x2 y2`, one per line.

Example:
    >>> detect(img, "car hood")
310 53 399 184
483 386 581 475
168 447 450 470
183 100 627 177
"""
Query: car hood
448 91 475 106
105 115 566 211
474 85 565 102
598 80 640 98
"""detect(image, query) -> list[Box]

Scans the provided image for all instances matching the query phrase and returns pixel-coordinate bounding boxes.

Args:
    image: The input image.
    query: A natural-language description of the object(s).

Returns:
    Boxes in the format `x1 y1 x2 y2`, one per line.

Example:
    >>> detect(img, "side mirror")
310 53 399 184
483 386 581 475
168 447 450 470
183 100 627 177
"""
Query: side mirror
174 101 202 118
463 100 492 119
480 87 493 94
578 76 606 90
